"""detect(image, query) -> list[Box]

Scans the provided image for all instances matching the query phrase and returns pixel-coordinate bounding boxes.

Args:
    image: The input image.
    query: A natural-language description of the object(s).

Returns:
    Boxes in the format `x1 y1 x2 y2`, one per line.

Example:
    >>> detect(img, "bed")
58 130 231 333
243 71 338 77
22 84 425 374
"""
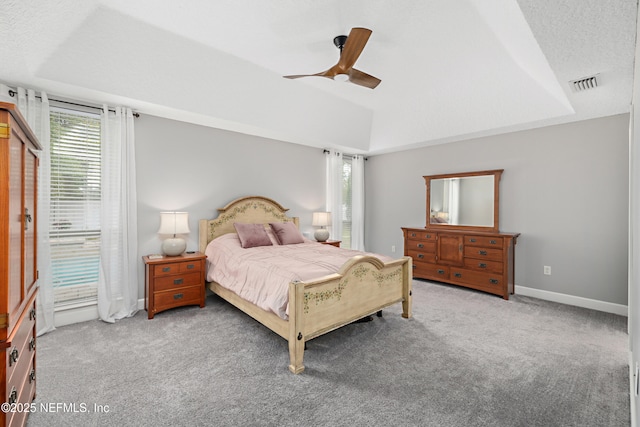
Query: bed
199 196 412 373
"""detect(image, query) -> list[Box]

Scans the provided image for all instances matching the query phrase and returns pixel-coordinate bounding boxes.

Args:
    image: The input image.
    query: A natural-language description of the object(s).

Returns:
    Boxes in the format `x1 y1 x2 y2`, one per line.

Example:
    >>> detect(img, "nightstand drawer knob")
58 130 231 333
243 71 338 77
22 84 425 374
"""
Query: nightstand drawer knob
479 250 487 256
187 264 195 269
173 278 183 285
162 267 171 272
29 369 36 384
29 337 36 351
417 243 424 248
173 293 184 300
479 263 487 268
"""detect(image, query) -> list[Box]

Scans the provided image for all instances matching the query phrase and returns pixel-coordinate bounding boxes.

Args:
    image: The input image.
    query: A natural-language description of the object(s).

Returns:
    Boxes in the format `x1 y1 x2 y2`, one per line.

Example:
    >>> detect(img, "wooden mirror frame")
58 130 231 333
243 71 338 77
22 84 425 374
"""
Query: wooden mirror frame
424 169 503 233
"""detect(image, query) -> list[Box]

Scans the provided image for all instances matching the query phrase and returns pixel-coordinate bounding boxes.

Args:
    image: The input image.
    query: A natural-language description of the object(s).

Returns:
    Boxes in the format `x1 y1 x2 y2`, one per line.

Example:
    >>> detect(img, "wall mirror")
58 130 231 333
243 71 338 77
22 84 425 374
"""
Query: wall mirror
424 169 503 232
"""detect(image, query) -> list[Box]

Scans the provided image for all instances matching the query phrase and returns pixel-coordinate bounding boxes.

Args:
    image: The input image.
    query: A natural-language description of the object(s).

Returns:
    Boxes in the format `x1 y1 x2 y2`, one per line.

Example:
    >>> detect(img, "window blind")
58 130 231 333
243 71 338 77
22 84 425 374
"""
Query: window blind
49 108 101 305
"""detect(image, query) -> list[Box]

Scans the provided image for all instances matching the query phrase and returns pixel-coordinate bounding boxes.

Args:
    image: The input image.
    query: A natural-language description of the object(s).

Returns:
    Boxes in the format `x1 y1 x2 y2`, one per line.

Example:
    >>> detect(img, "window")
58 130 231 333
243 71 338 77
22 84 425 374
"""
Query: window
342 156 353 249
49 108 101 306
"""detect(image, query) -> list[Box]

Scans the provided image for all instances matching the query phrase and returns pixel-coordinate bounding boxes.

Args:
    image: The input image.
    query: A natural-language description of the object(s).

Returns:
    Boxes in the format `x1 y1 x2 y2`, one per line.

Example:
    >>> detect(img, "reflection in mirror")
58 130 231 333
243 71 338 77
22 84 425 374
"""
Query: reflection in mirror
430 175 494 227
424 169 502 232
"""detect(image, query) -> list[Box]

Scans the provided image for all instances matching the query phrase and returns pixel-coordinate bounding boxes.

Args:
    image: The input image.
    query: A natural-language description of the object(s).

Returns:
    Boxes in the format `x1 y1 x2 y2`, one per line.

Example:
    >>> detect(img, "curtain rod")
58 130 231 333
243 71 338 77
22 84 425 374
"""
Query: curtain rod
323 149 367 160
8 89 140 118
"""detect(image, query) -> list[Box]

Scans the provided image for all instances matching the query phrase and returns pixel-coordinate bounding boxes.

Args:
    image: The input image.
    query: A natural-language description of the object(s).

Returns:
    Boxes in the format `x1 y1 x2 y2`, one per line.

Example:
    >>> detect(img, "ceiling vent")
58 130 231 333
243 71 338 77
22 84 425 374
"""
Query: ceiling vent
570 75 599 92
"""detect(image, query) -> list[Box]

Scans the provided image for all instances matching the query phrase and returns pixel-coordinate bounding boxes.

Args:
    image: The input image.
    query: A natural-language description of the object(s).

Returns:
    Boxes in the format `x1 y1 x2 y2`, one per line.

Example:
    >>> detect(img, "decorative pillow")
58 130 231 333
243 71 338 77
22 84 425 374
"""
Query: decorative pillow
233 223 273 248
269 222 305 245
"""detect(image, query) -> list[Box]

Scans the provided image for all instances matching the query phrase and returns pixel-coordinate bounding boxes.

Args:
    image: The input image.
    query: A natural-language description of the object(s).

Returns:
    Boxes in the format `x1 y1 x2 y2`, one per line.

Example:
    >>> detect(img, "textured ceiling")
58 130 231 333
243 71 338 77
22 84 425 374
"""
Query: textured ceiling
0 0 636 154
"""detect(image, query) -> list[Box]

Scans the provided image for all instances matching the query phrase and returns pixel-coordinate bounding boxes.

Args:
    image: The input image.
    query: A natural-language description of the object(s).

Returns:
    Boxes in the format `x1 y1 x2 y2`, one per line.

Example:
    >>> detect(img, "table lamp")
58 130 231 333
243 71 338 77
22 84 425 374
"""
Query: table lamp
158 211 190 256
312 212 331 242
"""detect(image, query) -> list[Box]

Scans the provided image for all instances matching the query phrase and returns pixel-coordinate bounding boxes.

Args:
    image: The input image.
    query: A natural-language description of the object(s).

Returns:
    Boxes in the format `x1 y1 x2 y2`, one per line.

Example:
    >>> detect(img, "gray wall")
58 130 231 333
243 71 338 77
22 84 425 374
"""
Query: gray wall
134 114 325 299
365 114 630 305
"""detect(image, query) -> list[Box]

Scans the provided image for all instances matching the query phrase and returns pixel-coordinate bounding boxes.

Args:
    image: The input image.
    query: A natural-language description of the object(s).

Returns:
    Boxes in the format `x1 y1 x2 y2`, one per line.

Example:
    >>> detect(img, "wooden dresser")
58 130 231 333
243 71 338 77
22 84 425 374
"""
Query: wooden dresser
402 228 518 299
143 253 207 319
0 102 41 426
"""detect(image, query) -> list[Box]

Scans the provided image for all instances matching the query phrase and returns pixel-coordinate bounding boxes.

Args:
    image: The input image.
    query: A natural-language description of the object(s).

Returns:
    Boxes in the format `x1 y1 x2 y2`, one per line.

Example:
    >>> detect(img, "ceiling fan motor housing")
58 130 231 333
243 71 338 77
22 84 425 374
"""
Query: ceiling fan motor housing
333 35 348 51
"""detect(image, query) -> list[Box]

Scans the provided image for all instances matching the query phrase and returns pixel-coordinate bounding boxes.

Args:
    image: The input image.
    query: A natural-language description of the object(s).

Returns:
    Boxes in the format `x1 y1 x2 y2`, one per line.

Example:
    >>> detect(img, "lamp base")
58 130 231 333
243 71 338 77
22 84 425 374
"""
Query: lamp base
162 237 186 256
314 228 330 242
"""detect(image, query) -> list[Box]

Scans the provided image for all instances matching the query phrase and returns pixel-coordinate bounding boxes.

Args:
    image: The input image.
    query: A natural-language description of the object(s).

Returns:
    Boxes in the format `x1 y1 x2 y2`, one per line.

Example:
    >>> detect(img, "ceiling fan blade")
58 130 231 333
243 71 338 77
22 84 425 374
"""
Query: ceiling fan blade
284 72 332 80
348 68 381 89
337 28 372 71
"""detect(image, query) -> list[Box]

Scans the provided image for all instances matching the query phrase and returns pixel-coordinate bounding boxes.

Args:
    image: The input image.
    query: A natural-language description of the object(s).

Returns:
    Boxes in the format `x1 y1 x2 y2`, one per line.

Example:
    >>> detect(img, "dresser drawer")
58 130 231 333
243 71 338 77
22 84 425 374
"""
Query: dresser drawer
465 235 503 247
153 286 202 312
154 271 202 292
5 354 36 427
464 246 503 262
449 268 504 290
463 258 503 274
407 240 436 253
406 230 436 241
6 306 36 388
413 261 449 280
408 249 436 263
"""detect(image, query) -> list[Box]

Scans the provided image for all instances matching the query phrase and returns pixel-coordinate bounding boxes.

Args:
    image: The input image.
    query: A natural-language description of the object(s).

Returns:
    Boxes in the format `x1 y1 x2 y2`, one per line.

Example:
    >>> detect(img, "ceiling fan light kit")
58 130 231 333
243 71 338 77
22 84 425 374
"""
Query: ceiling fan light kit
284 27 381 89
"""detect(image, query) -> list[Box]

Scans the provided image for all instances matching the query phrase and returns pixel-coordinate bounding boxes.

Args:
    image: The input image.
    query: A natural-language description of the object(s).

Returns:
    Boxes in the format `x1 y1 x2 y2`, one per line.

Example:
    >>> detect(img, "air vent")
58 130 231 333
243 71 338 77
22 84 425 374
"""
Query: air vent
570 75 598 92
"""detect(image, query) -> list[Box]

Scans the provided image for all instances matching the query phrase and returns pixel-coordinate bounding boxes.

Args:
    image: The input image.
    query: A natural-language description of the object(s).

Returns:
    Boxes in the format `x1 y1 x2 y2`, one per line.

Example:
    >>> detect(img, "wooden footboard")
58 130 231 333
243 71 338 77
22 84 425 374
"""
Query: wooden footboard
288 255 412 373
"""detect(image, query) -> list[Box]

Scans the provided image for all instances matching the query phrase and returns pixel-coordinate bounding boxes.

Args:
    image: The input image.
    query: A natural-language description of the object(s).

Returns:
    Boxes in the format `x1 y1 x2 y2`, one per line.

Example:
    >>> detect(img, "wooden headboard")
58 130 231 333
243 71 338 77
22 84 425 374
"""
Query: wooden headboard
198 196 300 253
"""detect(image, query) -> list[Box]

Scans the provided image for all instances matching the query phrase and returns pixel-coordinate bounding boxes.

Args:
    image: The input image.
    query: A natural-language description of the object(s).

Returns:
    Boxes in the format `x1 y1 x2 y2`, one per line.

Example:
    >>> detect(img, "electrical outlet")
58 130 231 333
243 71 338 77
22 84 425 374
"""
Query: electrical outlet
544 266 551 275
391 245 396 253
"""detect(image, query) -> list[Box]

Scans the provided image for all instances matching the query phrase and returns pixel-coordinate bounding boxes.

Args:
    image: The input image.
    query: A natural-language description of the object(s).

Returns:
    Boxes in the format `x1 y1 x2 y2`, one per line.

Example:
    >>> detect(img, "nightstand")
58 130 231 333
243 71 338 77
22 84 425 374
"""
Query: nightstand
318 240 341 248
143 252 207 319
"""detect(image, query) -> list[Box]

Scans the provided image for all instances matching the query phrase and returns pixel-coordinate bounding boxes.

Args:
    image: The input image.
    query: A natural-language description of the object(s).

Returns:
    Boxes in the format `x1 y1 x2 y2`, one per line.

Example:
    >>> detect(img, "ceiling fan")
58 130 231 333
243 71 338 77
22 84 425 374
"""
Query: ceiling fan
284 27 381 89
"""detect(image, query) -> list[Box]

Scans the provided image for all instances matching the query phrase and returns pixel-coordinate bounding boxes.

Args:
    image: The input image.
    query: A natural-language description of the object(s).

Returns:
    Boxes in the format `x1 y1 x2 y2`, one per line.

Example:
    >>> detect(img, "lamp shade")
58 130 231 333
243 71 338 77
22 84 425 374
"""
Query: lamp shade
312 212 331 227
158 212 190 235
158 212 189 256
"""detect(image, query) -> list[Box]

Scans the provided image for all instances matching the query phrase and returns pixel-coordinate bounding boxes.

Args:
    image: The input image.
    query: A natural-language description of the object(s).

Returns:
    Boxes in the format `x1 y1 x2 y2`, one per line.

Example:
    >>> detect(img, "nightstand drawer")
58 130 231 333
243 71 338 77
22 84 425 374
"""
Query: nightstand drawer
179 261 202 273
154 271 201 292
154 262 183 277
154 286 202 311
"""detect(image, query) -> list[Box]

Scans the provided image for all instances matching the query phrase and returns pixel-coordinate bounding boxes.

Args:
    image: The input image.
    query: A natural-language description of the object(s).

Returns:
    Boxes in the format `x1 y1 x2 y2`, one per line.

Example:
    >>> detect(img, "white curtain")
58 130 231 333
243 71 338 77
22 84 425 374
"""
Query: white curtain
351 154 365 251
325 149 343 242
97 106 138 323
0 84 55 336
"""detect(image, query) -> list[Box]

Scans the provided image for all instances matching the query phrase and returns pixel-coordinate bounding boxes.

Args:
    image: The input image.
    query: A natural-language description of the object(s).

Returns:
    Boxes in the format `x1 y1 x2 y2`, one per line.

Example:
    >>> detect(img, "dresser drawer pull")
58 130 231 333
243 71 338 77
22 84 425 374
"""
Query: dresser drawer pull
8 387 17 405
187 264 195 269
417 254 424 259
469 238 476 243
162 267 171 272
29 369 36 384
490 240 497 245
9 347 18 366
489 279 499 284
417 243 424 248
437 269 445 275
410 232 417 237
29 337 36 351
29 307 36 321
173 278 184 285
478 263 487 269
454 272 462 278
478 250 487 256
412 265 416 269
425 234 431 239
173 293 184 300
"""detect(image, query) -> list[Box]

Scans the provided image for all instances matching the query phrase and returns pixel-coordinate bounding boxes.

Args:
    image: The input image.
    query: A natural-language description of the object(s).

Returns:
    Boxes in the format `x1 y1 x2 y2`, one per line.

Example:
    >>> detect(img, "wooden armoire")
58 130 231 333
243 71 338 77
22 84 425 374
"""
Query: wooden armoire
0 102 40 426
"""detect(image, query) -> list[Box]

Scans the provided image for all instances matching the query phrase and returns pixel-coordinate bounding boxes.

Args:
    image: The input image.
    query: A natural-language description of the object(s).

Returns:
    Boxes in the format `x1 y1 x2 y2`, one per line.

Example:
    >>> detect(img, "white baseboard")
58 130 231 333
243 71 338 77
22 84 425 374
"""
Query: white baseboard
54 298 147 327
515 285 628 316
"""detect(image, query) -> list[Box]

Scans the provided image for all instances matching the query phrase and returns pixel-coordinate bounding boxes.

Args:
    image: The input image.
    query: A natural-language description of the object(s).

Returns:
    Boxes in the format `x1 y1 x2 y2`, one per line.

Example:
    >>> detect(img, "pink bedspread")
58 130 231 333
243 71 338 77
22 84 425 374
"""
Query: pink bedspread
205 233 392 320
